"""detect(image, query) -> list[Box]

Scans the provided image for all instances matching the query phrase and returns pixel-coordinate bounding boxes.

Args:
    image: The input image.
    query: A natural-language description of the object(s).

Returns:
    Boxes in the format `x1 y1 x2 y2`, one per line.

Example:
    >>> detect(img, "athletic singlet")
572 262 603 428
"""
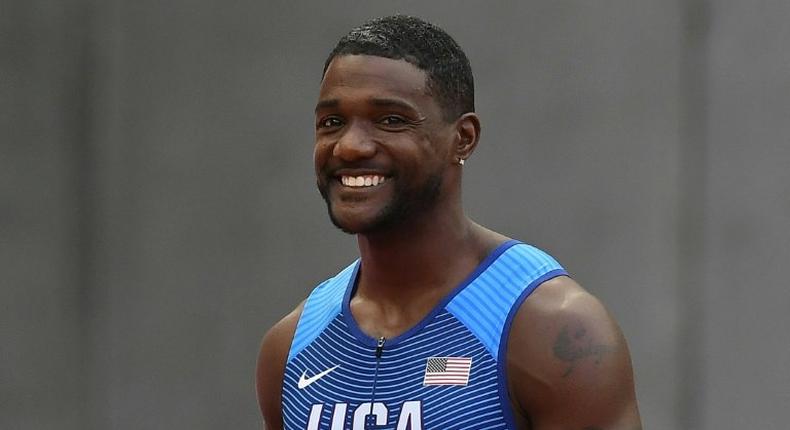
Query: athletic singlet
282 240 567 430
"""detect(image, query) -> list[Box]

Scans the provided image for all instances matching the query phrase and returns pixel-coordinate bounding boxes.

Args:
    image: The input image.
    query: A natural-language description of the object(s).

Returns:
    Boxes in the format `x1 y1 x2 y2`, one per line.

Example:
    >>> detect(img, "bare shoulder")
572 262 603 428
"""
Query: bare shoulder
256 302 304 430
506 276 641 430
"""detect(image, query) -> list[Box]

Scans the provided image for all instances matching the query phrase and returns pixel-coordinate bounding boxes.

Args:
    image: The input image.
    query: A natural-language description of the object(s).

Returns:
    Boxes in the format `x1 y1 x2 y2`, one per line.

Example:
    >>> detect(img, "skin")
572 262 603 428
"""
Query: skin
256 54 641 430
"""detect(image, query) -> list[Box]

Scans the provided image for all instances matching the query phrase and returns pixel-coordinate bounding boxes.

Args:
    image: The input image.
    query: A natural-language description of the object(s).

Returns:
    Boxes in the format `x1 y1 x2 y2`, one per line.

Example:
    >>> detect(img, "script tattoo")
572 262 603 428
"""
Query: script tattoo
553 325 614 377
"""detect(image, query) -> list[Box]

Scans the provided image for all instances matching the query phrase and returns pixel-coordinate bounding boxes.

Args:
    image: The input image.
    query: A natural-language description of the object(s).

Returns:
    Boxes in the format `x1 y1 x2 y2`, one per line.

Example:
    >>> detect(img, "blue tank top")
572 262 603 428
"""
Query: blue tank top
282 240 566 430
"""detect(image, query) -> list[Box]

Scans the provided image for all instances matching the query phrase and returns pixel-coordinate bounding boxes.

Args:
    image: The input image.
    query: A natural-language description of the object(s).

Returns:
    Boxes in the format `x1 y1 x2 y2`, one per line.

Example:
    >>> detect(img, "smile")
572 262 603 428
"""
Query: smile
340 175 389 187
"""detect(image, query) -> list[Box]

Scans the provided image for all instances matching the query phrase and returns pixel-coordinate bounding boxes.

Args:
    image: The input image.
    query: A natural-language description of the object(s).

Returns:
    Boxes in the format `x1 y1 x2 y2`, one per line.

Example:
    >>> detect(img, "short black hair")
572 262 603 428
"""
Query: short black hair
323 15 474 122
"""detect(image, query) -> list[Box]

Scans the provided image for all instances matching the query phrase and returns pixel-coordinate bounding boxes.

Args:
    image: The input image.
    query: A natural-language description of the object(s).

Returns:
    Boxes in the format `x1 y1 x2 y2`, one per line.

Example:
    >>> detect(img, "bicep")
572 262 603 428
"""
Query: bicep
256 306 302 430
256 331 284 430
507 277 641 430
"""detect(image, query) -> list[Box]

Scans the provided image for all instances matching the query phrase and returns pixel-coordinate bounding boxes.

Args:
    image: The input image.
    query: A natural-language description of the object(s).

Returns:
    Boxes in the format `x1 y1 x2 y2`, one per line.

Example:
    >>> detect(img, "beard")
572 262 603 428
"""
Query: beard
318 173 443 235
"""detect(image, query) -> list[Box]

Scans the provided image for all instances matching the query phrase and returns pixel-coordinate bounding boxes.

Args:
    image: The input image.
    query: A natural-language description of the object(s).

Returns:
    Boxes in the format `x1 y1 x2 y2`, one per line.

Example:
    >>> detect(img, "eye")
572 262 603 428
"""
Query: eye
379 116 407 126
318 117 343 129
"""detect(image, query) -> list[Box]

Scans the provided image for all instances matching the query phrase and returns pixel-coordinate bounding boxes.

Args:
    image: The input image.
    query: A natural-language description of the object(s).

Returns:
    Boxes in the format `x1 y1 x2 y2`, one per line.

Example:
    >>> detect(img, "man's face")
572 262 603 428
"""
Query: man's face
314 55 455 234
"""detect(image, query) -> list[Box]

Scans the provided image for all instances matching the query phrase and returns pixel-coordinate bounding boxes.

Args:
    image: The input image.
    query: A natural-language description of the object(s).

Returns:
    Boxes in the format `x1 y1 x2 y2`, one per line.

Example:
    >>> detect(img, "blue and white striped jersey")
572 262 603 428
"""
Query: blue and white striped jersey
282 240 566 430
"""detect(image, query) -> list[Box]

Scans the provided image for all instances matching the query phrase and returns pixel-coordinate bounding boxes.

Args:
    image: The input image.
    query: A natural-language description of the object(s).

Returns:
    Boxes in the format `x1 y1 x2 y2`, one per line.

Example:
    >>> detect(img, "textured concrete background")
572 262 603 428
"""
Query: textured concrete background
2 1 789 429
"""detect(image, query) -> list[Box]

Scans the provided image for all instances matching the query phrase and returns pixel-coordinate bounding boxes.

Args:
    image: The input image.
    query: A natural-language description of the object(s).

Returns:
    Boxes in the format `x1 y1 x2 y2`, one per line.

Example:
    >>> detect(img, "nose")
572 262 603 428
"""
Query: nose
332 121 376 161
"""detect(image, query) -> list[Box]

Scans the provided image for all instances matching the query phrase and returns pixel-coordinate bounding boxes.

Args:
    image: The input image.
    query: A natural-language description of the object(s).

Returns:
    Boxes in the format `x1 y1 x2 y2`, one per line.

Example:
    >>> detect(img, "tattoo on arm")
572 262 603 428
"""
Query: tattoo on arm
552 325 614 377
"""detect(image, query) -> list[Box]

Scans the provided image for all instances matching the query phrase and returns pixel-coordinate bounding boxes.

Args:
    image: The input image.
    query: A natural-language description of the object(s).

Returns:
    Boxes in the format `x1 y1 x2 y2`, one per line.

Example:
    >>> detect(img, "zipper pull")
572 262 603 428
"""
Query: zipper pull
375 336 386 359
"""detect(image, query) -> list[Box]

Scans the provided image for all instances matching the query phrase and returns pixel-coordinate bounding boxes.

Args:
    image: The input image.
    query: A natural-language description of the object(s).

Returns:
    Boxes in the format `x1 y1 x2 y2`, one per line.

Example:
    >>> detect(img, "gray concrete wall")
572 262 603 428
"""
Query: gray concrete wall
2 1 788 429
701 1 790 428
2 1 92 428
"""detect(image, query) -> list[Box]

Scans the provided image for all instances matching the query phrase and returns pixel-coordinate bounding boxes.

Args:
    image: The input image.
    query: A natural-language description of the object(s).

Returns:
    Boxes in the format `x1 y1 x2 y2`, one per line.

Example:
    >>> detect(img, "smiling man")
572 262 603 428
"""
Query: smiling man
257 15 641 430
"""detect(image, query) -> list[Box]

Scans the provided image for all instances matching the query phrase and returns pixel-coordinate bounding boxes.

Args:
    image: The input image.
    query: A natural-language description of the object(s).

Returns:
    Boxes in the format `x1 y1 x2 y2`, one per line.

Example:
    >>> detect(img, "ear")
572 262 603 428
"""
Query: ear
453 112 481 164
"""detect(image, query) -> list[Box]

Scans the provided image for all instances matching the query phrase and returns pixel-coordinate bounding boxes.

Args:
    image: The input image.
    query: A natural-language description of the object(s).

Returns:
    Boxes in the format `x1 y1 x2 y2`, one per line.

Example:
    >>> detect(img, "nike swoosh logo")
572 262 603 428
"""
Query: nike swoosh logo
298 365 340 389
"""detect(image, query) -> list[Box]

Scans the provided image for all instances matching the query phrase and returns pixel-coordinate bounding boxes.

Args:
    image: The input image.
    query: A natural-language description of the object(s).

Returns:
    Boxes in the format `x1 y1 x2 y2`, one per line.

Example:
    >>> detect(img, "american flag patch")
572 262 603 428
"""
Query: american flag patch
423 357 473 386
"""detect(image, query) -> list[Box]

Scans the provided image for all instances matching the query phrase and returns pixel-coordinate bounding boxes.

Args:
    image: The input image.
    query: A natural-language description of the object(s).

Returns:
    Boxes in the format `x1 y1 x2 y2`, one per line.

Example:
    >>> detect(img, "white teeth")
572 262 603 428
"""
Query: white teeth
340 175 388 188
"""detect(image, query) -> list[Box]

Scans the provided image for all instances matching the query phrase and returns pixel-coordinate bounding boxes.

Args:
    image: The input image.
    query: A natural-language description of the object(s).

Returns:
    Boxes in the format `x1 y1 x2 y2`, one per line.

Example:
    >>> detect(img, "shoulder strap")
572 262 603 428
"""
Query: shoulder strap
446 243 566 361
287 260 358 362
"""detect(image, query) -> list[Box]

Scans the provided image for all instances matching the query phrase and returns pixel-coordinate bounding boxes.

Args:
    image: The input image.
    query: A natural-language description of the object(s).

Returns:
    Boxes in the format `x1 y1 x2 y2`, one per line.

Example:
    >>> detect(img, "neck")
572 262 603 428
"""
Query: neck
354 198 493 302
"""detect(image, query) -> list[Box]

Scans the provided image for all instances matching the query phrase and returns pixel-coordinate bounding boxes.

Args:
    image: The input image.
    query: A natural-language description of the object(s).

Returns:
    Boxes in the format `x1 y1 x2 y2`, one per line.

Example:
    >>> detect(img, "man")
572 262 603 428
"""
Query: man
257 15 641 430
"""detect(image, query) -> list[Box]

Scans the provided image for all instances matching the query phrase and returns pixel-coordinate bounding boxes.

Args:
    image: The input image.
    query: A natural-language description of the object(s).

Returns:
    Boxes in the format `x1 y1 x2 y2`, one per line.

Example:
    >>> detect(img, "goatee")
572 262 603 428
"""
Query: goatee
318 174 443 235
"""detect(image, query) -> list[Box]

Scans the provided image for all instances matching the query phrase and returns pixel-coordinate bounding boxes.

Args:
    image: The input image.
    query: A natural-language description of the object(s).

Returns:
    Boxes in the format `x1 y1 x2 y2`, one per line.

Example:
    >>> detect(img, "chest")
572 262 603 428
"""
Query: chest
281 312 510 430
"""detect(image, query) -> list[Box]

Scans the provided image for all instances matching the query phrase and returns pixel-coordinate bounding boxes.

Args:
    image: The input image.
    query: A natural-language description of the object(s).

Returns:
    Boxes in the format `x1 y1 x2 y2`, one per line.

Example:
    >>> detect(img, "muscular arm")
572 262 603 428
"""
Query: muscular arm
507 276 641 430
256 304 303 430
